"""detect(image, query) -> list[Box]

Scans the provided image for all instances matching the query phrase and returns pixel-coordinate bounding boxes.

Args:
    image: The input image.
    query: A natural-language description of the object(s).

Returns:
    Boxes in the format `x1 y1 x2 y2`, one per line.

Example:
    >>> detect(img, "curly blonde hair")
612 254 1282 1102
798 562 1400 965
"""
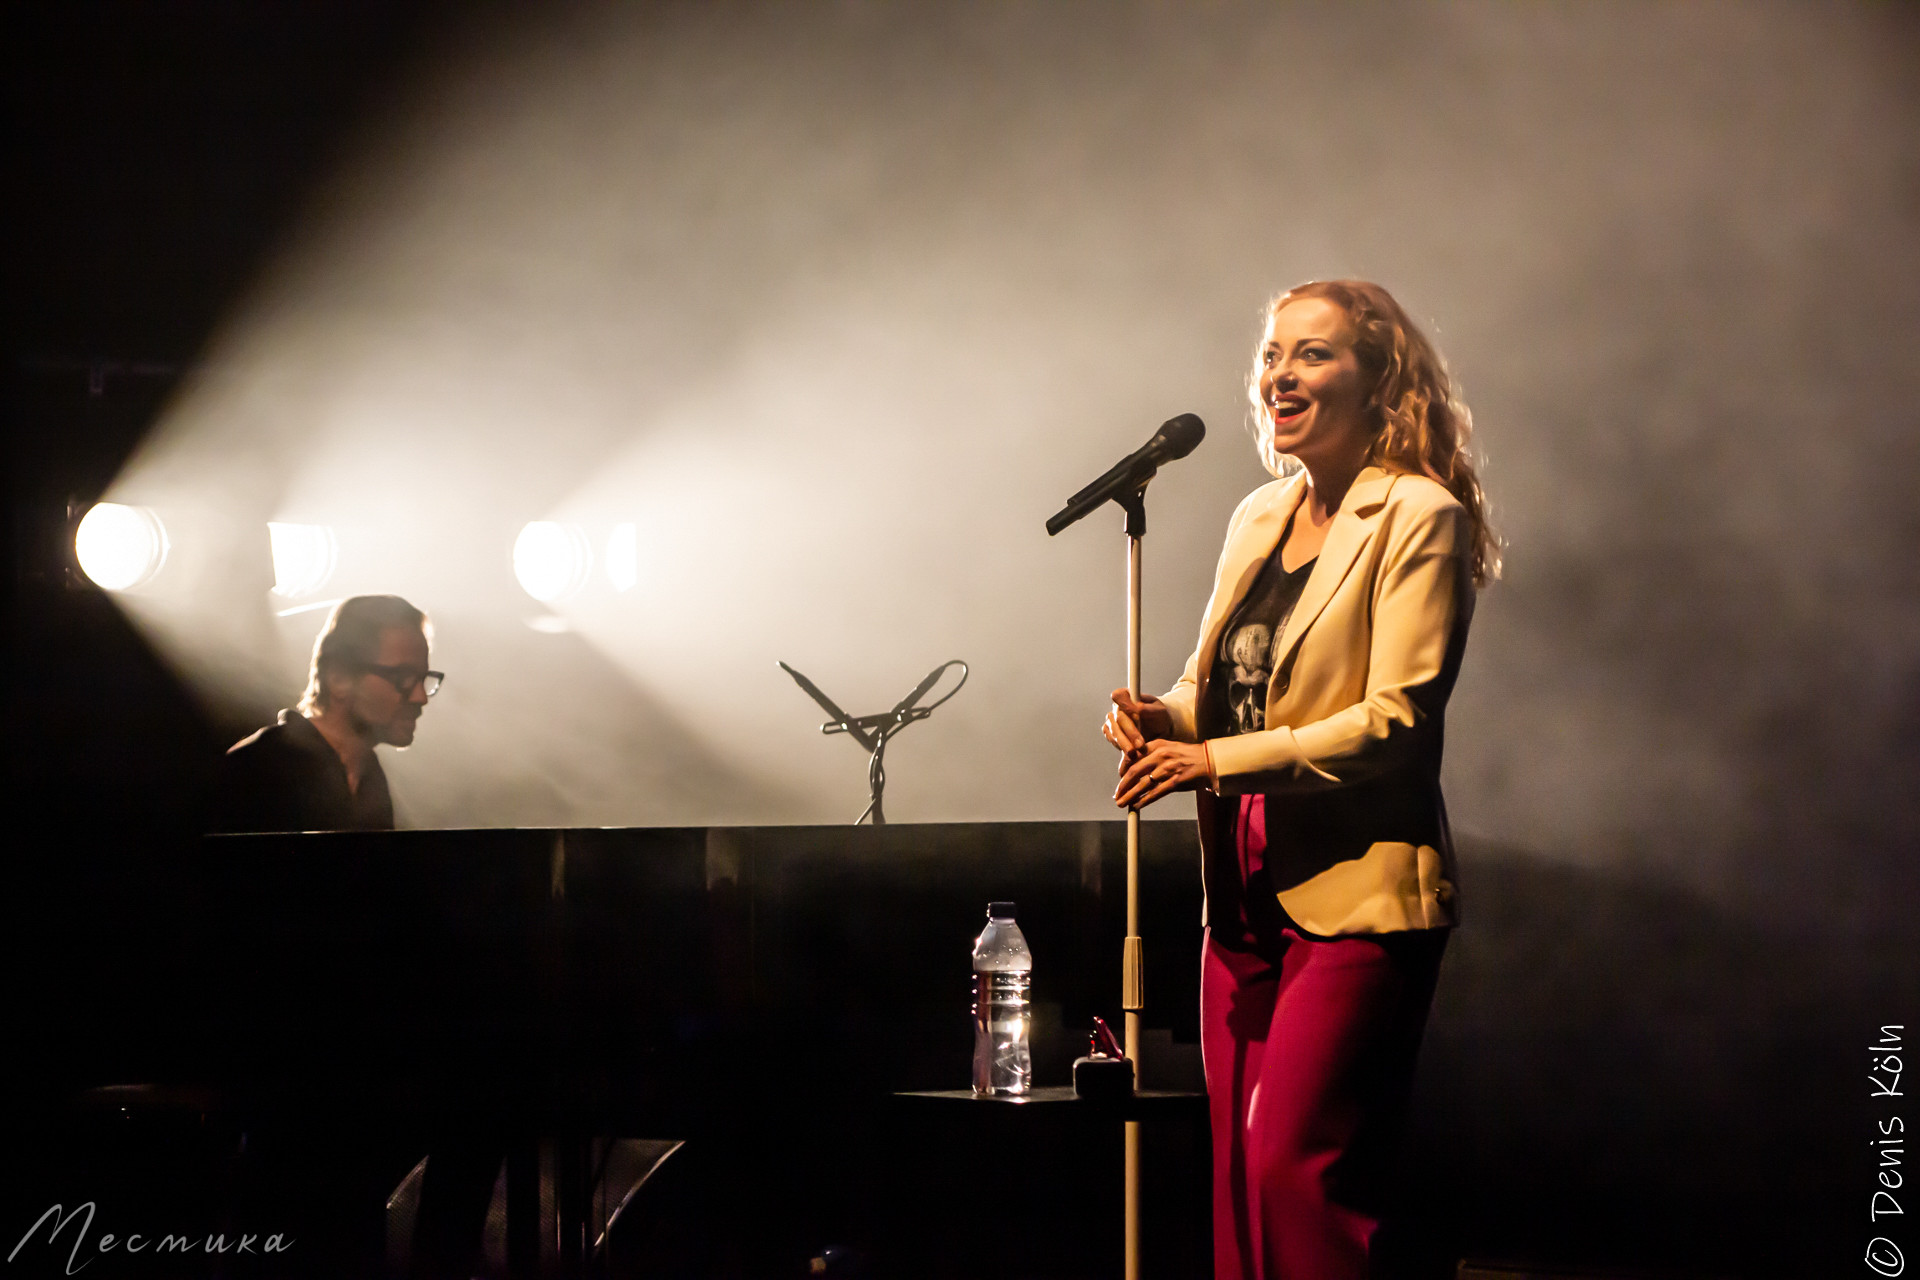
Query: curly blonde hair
1247 279 1501 586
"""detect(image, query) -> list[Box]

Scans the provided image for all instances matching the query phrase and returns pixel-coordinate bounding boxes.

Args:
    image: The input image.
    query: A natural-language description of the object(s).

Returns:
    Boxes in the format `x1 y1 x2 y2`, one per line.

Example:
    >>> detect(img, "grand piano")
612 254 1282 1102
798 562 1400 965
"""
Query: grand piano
15 821 1211 1278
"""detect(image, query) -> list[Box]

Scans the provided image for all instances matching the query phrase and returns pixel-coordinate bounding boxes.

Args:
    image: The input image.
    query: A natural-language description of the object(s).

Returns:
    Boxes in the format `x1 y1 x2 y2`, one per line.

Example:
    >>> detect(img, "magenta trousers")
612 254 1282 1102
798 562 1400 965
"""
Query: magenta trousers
1201 794 1447 1280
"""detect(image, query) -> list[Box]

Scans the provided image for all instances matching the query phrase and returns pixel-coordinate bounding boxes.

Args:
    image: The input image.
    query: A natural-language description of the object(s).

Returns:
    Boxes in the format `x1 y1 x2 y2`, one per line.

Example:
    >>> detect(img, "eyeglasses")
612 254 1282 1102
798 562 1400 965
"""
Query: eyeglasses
362 664 445 697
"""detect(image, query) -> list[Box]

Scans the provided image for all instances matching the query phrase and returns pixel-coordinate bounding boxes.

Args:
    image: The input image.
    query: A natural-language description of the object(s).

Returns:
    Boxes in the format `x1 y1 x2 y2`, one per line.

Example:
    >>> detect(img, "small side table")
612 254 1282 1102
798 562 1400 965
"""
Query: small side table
892 1087 1207 1277
895 1086 1203 1121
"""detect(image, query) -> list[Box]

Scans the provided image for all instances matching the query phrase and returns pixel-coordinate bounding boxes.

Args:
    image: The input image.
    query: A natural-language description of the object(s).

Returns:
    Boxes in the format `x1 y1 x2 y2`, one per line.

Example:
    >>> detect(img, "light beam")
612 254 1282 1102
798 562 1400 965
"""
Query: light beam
267 522 339 598
513 521 592 603
74 503 169 591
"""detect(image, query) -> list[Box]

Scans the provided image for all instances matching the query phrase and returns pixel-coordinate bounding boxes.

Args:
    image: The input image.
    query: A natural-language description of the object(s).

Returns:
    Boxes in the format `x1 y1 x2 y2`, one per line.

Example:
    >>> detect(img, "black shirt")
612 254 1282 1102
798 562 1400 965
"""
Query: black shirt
1204 547 1321 950
1205 549 1317 738
209 710 394 833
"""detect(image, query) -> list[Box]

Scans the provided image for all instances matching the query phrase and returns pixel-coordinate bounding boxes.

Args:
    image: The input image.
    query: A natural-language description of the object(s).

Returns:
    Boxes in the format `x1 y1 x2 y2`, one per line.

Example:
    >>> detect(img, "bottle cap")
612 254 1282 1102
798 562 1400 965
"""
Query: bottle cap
987 900 1016 919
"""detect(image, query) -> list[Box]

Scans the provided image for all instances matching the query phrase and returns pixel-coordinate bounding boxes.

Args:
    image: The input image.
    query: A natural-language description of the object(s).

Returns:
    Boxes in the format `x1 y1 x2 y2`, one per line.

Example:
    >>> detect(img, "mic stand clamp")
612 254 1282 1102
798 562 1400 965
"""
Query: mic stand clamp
1118 484 1147 539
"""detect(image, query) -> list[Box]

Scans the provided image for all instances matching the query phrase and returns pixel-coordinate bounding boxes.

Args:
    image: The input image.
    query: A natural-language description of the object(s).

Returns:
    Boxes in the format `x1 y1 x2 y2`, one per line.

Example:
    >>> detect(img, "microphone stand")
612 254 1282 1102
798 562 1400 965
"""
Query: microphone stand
1044 412 1201 1280
778 659 969 825
1117 485 1147 1280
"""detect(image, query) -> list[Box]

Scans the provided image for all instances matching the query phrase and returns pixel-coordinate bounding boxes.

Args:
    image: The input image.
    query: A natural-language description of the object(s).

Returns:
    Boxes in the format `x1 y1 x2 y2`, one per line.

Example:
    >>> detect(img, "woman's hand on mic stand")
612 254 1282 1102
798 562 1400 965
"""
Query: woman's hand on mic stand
1103 688 1172 759
1113 738 1211 810
1103 688 1208 809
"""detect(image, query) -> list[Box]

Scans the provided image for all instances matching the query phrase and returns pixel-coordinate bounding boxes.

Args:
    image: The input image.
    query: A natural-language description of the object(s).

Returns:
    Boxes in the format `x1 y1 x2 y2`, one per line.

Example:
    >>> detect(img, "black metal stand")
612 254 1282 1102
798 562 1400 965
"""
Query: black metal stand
779 659 968 824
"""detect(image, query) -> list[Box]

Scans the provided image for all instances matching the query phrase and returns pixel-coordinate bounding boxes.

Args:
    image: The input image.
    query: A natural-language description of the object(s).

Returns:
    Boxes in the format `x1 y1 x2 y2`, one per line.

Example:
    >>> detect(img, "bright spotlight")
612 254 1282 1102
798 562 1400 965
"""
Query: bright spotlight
74 503 169 591
513 521 592 603
606 522 638 592
267 522 339 598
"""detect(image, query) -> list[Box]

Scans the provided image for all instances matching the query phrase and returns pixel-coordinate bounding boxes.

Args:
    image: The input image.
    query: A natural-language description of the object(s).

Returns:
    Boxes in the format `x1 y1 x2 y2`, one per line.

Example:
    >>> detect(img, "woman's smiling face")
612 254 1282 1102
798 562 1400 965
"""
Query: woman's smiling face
1256 297 1376 473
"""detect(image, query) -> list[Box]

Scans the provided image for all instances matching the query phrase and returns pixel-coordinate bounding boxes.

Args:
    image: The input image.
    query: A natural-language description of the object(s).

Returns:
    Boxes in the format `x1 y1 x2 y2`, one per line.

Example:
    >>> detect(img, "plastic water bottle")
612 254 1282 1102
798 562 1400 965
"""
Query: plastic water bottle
971 901 1033 1096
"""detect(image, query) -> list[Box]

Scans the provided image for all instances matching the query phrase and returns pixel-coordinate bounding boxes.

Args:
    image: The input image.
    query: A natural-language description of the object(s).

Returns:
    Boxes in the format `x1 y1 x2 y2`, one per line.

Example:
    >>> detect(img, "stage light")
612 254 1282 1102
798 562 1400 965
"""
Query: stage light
606 523 638 592
513 521 592 603
267 522 338 598
74 503 169 591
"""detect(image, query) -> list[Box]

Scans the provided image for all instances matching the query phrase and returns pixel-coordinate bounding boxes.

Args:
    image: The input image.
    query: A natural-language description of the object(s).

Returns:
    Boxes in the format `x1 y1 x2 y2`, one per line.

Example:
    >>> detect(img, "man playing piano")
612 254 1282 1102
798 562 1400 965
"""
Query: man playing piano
210 594 441 833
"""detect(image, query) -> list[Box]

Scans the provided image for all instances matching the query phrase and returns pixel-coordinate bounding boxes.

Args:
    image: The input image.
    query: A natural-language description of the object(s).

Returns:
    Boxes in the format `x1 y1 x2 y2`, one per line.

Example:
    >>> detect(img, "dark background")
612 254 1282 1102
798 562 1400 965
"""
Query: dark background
8 3 1918 1277
11 1 465 830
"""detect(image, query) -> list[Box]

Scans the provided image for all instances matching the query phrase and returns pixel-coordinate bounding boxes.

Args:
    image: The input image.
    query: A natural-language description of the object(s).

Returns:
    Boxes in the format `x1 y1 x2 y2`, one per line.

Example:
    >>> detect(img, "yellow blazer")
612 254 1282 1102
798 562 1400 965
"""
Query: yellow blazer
1159 465 1474 935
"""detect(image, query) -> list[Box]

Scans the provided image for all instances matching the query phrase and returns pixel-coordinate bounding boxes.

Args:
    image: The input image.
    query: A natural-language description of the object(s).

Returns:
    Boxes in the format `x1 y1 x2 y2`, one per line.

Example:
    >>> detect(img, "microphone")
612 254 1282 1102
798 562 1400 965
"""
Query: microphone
1046 413 1206 536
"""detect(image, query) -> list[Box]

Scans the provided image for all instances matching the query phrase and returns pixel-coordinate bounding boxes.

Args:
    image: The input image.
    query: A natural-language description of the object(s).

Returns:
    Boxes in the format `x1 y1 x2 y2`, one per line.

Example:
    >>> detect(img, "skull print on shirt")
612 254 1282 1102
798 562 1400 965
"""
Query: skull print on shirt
1209 552 1317 737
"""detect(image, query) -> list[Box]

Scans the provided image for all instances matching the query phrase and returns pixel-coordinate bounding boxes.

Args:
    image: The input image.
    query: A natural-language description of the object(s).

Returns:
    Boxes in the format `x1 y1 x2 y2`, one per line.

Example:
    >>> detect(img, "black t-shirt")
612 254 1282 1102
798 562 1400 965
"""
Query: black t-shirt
1205 549 1317 739
1203 541 1349 948
209 710 394 833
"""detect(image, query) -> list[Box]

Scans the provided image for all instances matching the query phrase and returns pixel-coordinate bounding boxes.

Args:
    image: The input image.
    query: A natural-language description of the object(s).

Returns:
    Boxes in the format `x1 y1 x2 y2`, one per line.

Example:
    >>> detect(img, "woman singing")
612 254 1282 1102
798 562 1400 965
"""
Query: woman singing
1102 280 1498 1280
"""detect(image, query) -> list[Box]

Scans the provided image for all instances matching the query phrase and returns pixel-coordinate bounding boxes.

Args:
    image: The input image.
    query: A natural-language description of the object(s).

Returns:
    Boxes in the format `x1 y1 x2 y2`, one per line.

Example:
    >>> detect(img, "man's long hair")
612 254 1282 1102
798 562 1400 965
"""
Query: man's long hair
299 595 430 713
1248 279 1502 587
